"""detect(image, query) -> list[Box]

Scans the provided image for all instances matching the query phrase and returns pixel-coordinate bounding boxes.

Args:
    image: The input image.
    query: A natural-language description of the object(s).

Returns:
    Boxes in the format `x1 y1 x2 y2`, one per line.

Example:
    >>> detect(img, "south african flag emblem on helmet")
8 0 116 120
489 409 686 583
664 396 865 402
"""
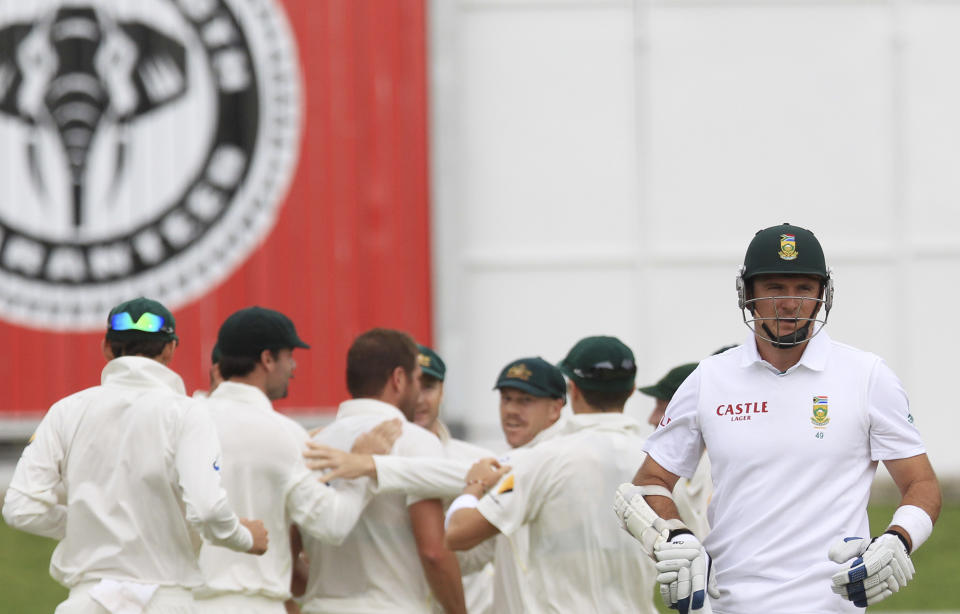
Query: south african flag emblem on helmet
779 234 798 260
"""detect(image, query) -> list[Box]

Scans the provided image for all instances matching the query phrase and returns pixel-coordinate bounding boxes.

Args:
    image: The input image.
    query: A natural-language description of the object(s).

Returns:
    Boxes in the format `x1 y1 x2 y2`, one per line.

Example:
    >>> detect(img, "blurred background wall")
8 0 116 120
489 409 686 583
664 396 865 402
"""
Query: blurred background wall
0 0 958 484
429 0 960 481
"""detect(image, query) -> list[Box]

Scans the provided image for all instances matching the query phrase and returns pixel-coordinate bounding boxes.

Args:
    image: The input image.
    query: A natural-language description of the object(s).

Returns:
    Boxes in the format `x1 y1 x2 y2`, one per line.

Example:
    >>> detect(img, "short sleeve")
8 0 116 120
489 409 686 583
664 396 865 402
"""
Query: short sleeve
867 360 925 461
642 367 705 479
476 448 554 537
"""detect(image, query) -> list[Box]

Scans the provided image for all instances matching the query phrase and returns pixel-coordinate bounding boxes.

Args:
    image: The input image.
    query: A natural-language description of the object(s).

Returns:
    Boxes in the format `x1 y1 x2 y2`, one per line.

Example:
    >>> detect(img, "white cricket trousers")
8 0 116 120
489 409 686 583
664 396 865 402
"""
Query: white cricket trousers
55 583 198 614
193 593 287 614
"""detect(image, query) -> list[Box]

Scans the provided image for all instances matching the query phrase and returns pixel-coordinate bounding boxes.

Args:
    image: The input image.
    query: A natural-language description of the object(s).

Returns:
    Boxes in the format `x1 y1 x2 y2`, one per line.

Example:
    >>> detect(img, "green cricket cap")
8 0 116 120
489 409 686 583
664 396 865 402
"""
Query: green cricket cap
638 363 698 400
217 306 310 357
105 297 177 343
417 344 446 381
494 357 566 399
211 343 222 365
557 336 637 392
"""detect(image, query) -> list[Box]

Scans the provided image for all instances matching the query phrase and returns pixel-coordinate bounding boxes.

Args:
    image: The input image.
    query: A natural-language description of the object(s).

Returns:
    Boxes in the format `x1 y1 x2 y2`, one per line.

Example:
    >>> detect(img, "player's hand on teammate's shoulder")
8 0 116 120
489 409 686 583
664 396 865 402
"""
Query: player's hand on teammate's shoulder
303 443 377 482
464 458 511 494
353 418 403 454
240 518 269 555
302 418 399 482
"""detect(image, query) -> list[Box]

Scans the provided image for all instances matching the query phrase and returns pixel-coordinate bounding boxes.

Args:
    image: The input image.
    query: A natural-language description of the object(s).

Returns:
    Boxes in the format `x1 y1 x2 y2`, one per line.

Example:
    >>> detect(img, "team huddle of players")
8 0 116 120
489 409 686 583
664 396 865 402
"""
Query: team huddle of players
2 224 941 614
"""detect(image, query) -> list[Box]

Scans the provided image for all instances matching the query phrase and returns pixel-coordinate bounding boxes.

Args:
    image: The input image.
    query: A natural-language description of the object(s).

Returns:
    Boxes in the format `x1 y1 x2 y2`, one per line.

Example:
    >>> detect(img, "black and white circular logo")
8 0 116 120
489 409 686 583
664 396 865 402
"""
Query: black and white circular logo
0 0 301 329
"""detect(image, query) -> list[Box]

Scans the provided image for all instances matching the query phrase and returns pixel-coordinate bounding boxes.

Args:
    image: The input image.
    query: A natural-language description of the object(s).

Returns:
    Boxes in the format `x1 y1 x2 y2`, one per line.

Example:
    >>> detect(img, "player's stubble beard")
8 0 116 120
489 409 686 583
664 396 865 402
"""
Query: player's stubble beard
397 372 420 422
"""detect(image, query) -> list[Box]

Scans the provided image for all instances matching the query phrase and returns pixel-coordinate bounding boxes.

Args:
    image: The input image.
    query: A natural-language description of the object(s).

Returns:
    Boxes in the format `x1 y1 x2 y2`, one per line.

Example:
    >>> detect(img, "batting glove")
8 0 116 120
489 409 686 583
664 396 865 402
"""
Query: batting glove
654 531 719 613
828 532 915 608
613 483 685 556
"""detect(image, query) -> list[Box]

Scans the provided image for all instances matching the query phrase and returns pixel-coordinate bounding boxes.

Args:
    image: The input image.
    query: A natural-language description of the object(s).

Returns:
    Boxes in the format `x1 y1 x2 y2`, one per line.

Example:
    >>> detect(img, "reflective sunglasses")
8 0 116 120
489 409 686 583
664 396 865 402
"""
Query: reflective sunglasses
572 359 637 381
109 312 174 334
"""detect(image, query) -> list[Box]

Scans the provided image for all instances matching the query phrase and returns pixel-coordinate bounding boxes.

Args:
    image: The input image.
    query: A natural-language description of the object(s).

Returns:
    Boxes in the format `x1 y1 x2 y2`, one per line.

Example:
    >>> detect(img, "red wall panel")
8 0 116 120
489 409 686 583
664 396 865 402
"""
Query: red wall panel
0 0 431 416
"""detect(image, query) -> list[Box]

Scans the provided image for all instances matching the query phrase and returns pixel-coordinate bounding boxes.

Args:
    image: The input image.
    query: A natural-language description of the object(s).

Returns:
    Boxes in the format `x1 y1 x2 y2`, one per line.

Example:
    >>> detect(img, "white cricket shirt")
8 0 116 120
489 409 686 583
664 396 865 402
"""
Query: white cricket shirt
432 421 495 614
2 357 251 588
476 412 658 613
374 416 569 613
644 331 926 614
674 452 712 540
300 399 445 614
195 382 371 601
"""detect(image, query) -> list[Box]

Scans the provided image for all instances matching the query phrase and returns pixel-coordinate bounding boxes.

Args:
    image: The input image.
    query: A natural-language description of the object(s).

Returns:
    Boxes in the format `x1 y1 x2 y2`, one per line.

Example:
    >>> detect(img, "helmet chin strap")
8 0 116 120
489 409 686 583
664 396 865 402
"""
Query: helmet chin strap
761 322 812 348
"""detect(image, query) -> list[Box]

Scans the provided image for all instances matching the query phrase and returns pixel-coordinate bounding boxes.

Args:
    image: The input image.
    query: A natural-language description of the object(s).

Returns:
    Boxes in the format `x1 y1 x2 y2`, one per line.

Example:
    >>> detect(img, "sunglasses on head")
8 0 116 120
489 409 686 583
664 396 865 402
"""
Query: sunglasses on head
109 312 174 334
572 359 637 381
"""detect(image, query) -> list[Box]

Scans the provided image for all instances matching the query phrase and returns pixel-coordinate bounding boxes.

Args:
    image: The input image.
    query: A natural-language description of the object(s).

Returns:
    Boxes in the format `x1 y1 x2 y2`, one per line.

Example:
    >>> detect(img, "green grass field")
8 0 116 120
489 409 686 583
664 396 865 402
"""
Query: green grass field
3 504 958 612
647 503 960 612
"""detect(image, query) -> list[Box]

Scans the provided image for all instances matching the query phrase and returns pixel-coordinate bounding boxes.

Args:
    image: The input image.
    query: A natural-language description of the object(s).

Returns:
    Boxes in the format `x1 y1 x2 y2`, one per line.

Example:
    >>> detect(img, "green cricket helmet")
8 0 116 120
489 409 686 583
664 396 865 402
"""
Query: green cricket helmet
736 223 834 348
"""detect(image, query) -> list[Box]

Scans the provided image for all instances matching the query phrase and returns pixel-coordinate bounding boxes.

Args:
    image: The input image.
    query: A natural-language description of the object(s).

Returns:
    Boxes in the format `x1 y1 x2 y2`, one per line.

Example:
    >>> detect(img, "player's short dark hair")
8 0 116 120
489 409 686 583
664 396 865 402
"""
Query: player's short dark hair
108 337 170 359
579 386 633 412
346 328 418 398
219 350 278 380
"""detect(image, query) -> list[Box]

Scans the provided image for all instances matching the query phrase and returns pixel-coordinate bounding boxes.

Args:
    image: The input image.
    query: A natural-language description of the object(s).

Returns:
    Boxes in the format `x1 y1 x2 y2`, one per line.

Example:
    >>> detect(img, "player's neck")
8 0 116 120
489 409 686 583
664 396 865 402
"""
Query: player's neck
755 337 806 373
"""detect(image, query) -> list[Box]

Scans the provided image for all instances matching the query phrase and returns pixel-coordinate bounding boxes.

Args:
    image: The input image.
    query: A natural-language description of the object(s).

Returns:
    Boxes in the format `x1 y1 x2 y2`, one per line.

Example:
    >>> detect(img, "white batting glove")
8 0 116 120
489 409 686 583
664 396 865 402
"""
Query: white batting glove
654 531 719 613
613 483 683 556
828 533 915 608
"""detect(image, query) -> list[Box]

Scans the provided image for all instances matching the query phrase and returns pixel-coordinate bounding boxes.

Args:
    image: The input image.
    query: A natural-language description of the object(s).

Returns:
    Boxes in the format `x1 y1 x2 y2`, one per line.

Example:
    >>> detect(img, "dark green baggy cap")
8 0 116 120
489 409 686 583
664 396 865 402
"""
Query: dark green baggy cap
494 357 566 399
417 344 446 381
638 363 698 401
557 336 637 392
217 306 309 357
105 297 178 343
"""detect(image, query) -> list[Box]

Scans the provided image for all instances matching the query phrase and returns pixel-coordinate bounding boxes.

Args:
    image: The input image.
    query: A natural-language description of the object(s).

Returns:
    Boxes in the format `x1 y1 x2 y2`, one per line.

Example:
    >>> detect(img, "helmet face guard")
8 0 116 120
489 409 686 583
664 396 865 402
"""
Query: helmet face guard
737 267 833 347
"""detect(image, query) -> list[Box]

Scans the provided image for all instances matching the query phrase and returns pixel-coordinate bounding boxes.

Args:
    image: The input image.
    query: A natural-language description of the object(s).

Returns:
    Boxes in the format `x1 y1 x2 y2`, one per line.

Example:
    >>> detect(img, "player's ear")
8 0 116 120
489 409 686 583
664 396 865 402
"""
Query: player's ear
390 365 406 391
101 337 115 361
549 396 564 419
260 349 276 371
158 340 177 365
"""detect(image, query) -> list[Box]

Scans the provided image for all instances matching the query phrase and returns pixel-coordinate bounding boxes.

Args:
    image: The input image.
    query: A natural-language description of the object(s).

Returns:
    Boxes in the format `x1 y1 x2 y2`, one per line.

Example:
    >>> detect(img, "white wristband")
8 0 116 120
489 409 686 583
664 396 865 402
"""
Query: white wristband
444 494 479 529
889 504 933 552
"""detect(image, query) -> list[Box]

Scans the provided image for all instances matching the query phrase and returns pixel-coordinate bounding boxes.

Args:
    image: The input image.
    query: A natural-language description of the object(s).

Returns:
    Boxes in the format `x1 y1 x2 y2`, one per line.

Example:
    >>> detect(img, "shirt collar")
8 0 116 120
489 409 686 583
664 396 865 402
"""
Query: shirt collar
209 381 274 413
434 420 451 443
566 412 645 435
101 356 187 395
336 398 406 421
522 415 569 449
739 329 831 374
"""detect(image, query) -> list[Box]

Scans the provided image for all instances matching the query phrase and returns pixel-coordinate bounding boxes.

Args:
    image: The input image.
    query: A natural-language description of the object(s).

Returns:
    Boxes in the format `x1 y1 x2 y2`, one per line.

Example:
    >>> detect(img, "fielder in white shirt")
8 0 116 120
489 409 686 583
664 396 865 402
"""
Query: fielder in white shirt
299 328 466 614
445 337 659 613
193 307 399 614
616 224 941 614
302 355 570 614
2 297 268 614
413 345 496 614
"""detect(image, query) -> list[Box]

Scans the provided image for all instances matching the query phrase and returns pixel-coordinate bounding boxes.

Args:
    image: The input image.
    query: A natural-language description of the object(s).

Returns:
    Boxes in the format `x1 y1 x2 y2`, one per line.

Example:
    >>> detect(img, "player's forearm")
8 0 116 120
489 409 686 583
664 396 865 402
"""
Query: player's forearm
632 457 683 520
375 456 470 498
889 476 941 552
289 476 372 545
1 488 67 539
896 475 941 526
419 548 467 614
